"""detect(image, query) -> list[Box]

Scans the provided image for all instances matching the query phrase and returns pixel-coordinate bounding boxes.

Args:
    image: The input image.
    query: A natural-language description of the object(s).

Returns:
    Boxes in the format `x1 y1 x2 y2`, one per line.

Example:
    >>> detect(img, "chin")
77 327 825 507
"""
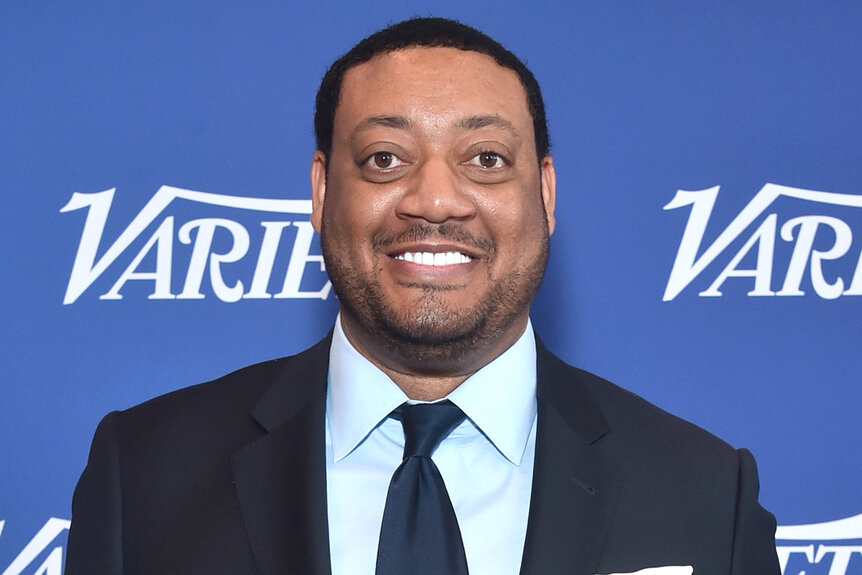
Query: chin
365 286 521 371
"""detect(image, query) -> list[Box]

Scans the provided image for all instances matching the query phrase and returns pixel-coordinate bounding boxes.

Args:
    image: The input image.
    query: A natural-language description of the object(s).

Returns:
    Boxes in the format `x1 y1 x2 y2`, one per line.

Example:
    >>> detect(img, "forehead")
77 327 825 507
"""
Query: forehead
336 47 532 138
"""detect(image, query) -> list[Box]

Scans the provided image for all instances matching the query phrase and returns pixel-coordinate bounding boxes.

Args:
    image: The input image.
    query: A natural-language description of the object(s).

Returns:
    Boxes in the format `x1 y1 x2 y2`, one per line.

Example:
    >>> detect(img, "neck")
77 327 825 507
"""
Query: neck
338 312 529 401
378 368 469 401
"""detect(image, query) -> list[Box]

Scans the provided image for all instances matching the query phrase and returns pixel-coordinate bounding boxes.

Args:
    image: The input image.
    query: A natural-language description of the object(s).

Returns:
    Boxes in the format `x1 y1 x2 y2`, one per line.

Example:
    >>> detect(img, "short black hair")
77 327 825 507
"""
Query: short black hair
314 17 550 164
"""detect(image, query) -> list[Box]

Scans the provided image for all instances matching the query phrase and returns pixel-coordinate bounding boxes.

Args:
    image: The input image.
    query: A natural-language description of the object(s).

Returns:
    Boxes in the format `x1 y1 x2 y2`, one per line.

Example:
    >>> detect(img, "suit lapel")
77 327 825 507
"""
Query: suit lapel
520 340 622 575
231 336 333 575
228 333 621 574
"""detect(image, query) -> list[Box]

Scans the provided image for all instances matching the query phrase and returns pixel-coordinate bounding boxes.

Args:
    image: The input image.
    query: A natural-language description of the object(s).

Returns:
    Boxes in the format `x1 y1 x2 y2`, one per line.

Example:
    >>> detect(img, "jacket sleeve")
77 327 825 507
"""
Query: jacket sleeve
65 412 124 575
731 448 780 575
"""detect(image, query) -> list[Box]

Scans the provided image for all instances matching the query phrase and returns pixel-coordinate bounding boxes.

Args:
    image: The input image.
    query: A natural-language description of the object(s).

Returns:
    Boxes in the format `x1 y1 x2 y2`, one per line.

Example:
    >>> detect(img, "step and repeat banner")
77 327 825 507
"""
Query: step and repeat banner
2 3 860 573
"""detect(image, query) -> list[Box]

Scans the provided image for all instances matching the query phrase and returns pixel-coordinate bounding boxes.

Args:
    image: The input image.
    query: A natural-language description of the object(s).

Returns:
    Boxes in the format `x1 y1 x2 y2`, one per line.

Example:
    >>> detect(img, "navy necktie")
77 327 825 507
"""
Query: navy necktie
375 400 470 575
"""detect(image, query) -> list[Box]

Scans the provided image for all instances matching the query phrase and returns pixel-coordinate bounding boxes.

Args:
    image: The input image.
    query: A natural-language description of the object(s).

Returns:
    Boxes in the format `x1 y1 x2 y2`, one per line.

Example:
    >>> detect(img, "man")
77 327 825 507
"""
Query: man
66 17 780 575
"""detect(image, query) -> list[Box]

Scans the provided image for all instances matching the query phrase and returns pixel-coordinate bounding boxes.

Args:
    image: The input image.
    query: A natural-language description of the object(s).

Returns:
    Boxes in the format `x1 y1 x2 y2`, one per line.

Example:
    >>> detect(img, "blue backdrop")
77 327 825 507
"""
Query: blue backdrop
2 3 860 573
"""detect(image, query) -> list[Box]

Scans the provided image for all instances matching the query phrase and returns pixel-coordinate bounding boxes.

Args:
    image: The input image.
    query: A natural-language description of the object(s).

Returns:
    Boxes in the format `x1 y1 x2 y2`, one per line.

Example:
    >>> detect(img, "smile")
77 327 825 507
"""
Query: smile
393 251 473 266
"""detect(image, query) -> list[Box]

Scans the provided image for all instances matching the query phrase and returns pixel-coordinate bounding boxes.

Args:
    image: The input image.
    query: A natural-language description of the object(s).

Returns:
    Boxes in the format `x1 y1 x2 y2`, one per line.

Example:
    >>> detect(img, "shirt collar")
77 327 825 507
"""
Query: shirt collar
327 315 408 462
327 314 537 465
448 321 537 465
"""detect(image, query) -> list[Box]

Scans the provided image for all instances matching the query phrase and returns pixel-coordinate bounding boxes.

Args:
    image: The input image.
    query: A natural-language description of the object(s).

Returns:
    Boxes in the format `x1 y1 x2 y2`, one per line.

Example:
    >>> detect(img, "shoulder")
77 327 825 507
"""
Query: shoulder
130 356 284 417
538 343 740 468
105 336 331 452
587 366 733 453
532 341 779 571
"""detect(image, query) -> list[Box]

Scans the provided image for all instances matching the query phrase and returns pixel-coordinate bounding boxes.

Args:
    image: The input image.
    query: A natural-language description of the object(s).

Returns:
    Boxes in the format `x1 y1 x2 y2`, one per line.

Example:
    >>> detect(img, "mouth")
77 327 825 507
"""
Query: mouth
385 243 482 288
392 251 473 266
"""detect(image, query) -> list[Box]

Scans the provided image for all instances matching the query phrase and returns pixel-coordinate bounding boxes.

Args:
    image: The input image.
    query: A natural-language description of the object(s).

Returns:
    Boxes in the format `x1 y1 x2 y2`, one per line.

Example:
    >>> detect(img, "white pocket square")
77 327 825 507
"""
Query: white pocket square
598 567 693 575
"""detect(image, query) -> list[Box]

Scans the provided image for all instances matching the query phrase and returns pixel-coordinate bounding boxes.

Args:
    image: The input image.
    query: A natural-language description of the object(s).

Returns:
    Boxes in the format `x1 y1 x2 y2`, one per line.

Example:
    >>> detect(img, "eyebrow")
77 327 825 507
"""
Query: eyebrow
355 115 413 133
458 115 521 141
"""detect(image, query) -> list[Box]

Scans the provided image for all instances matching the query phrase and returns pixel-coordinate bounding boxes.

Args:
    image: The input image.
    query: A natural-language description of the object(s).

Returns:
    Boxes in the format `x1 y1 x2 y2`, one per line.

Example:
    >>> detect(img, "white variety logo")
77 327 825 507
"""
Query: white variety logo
664 184 862 300
0 518 69 575
61 187 331 304
775 513 862 575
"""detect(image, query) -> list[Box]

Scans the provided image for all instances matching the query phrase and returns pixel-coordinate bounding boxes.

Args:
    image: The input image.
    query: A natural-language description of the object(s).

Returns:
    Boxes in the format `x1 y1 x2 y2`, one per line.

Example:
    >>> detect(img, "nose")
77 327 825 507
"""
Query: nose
395 156 476 223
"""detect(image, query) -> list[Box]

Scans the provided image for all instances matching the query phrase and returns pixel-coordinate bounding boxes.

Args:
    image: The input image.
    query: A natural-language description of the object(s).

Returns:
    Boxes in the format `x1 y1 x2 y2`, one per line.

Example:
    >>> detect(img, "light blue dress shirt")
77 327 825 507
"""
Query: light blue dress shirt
325 315 538 575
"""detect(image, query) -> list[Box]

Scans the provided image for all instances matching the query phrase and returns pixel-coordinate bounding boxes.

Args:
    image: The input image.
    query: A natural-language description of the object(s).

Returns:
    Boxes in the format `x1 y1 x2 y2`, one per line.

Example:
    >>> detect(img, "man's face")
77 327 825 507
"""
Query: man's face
311 47 556 374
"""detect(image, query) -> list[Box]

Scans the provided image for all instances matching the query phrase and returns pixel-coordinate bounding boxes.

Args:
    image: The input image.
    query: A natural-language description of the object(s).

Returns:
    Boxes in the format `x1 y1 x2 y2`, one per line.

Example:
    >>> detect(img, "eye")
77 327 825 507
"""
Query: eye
466 151 506 169
364 151 405 170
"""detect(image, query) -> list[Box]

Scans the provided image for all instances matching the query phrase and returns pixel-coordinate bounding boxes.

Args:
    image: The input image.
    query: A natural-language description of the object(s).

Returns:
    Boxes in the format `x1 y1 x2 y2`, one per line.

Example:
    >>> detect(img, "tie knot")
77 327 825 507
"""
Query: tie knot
396 400 466 459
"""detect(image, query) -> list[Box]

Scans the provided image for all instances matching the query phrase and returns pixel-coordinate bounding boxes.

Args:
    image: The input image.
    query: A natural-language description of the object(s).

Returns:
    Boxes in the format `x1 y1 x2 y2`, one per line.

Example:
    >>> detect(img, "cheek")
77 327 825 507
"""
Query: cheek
483 194 548 240
322 195 386 265
326 173 401 225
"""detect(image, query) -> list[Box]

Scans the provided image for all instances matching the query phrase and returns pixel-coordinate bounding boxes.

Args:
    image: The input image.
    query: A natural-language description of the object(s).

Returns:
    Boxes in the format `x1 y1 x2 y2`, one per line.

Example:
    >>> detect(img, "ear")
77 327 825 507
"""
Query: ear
310 150 327 234
540 155 556 235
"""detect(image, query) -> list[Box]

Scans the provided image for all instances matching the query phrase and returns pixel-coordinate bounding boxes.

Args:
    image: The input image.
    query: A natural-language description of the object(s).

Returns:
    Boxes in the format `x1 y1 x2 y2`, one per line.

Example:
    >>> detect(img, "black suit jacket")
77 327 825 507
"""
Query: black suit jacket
66 335 780 574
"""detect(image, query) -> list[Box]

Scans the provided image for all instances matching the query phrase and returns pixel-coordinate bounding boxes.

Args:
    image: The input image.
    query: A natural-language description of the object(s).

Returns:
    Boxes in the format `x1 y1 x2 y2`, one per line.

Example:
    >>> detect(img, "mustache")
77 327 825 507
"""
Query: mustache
372 222 495 254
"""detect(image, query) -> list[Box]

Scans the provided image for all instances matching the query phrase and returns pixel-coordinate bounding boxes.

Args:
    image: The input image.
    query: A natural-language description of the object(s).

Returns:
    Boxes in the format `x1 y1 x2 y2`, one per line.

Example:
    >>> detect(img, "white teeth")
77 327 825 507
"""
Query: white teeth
394 251 473 266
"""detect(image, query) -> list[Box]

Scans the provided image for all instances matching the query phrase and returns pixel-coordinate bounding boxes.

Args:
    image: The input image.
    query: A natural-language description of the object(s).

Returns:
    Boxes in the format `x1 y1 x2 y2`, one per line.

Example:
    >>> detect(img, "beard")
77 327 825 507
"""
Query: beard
321 219 549 372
